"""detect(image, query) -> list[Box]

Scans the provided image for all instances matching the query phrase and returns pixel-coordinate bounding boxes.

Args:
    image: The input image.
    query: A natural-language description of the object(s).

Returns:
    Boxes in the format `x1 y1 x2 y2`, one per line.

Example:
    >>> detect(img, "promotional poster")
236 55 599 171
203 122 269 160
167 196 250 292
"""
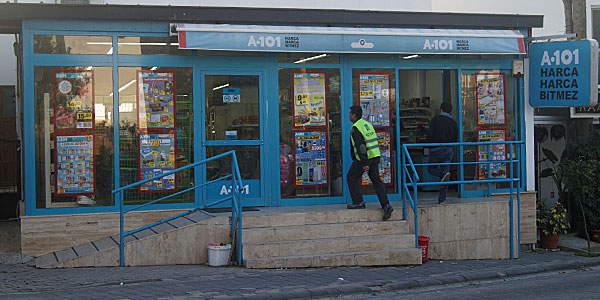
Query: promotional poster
477 129 507 180
476 73 506 126
359 73 391 127
55 134 95 195
54 70 94 131
294 130 328 186
361 130 393 186
292 72 327 127
139 132 177 192
138 71 176 130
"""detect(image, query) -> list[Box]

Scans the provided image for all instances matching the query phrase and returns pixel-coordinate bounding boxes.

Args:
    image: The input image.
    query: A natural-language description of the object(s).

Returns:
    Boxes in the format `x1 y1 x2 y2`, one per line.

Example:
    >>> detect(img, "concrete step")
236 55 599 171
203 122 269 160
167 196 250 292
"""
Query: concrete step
244 248 422 268
242 207 404 229
243 220 410 243
243 234 415 259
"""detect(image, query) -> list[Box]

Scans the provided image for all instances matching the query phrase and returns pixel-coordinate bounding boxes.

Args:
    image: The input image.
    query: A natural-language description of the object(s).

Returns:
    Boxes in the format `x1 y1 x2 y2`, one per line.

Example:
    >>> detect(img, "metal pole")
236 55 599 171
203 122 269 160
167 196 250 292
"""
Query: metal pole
119 191 124 267
509 144 514 259
517 143 522 258
402 148 407 221
413 177 418 248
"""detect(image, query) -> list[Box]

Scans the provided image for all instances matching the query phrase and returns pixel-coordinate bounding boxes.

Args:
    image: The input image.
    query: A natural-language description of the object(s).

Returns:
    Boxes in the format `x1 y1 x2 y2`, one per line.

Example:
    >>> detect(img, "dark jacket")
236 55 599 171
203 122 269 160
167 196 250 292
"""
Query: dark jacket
426 114 458 144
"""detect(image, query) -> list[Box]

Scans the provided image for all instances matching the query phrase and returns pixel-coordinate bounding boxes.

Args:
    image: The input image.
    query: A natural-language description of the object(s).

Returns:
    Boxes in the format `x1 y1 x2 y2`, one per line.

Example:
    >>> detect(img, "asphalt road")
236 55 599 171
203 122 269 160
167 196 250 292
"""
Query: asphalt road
323 266 600 300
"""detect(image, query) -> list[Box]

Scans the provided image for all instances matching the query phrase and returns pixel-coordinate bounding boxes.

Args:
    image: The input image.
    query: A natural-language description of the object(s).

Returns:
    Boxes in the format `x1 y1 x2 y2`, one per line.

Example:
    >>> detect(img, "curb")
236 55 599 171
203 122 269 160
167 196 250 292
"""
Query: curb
212 257 600 300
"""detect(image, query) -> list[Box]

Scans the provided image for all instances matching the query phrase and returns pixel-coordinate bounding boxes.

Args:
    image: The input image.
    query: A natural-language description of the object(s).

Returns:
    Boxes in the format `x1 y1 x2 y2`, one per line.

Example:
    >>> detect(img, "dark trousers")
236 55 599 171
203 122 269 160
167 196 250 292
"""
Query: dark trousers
347 157 389 208
427 147 454 201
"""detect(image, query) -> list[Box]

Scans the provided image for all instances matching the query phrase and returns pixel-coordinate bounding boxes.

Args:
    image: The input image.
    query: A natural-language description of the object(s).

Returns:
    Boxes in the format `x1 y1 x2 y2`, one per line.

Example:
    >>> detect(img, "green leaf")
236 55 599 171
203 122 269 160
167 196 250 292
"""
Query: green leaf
540 168 554 178
542 148 558 163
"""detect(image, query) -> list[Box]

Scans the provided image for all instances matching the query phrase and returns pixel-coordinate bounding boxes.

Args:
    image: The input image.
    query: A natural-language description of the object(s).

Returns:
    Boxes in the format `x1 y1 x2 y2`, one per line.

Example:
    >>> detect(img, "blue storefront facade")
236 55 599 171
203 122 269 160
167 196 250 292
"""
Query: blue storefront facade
4 4 542 217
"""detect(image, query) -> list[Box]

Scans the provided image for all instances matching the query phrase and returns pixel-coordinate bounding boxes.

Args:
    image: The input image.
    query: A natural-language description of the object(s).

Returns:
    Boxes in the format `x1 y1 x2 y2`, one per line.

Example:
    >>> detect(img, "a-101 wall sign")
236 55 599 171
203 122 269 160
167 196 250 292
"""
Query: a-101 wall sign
529 39 598 107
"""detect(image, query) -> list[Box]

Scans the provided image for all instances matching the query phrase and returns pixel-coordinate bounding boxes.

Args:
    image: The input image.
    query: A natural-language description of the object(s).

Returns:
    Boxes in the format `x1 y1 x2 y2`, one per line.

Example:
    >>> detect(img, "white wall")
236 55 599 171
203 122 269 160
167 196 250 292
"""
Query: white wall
0 35 16 86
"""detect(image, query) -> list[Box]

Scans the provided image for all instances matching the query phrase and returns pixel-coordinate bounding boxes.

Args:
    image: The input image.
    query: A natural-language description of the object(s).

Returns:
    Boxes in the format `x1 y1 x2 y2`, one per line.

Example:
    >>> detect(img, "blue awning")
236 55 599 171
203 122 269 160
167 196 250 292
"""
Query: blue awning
174 24 526 55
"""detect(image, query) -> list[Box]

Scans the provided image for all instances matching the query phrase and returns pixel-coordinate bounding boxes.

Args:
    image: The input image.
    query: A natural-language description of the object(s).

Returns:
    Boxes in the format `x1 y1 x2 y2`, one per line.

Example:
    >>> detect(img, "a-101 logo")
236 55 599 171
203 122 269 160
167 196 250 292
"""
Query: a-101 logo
248 35 282 48
423 39 453 50
540 49 580 66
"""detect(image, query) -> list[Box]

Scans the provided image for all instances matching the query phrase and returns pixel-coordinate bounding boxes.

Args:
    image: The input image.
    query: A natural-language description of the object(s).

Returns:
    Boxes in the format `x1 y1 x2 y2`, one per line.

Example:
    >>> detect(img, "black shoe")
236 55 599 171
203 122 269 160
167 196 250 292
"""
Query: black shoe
438 198 447 205
383 204 393 221
347 202 366 209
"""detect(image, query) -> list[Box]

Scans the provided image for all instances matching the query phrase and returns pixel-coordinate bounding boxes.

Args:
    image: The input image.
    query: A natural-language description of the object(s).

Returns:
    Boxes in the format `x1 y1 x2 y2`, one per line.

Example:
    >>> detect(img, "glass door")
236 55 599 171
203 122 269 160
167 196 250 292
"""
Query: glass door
202 73 265 207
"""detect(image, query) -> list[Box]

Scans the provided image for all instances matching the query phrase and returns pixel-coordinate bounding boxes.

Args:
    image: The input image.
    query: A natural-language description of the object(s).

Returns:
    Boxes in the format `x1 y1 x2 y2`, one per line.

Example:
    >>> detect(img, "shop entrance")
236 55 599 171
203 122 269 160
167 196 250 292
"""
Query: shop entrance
202 72 265 207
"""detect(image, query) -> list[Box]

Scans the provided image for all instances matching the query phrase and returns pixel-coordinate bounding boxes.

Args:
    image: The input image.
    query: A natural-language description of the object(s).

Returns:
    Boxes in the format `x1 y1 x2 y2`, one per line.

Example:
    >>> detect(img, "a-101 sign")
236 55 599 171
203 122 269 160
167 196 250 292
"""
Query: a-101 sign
529 39 598 107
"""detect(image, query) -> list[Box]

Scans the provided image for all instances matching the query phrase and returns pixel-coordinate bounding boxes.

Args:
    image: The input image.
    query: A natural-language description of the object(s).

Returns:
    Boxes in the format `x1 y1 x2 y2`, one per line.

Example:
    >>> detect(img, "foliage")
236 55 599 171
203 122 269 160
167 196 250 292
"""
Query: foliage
557 131 600 229
539 147 566 202
536 198 570 235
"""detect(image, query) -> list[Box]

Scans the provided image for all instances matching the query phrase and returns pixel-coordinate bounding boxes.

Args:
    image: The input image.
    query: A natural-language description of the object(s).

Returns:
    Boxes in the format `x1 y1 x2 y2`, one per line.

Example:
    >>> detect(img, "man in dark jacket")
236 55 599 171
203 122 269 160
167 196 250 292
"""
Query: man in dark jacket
426 102 458 204
346 105 393 221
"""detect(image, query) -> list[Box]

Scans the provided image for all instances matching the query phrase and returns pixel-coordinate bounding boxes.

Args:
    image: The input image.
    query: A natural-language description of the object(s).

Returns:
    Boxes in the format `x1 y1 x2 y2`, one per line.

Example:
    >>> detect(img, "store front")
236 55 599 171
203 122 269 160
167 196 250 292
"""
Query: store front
1 4 541 218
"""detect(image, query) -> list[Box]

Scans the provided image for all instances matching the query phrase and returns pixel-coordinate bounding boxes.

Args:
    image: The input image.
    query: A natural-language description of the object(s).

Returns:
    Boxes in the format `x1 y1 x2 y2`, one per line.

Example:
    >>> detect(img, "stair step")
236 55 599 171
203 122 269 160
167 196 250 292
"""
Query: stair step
243 234 415 259
243 220 410 243
242 207 404 229
244 248 422 268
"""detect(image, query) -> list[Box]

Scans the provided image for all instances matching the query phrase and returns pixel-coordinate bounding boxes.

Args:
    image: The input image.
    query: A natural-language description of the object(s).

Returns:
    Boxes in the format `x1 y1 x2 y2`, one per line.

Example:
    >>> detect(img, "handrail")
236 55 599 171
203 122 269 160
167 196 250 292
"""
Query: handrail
401 141 523 260
112 150 244 267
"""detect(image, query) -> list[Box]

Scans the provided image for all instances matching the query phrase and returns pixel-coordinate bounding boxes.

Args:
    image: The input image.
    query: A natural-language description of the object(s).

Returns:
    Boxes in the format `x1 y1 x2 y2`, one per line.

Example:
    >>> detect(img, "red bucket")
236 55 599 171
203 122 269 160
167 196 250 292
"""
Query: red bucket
418 236 430 263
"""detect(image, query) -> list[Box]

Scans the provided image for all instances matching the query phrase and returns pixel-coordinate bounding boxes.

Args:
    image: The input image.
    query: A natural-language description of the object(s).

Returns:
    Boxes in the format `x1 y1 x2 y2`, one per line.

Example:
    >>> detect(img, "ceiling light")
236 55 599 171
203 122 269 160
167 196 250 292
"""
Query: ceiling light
403 55 419 59
294 54 327 64
213 84 229 91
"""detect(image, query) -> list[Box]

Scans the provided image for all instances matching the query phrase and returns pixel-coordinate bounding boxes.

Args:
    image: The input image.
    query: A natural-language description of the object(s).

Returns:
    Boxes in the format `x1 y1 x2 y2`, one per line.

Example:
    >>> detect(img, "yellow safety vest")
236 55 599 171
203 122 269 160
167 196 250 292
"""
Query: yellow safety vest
351 119 381 160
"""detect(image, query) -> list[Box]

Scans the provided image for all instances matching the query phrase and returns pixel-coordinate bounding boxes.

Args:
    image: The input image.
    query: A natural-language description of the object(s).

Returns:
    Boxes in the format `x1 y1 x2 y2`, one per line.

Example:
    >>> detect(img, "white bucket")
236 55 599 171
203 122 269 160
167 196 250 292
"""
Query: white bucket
207 244 231 267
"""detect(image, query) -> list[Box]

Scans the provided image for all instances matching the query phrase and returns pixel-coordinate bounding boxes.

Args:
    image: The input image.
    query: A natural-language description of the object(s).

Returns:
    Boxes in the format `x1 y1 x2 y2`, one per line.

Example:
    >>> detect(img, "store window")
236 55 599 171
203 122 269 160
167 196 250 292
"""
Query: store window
118 36 191 56
34 66 113 208
462 71 518 191
205 75 260 141
118 67 194 205
352 69 397 195
206 146 260 181
398 70 458 195
279 68 343 198
33 35 113 55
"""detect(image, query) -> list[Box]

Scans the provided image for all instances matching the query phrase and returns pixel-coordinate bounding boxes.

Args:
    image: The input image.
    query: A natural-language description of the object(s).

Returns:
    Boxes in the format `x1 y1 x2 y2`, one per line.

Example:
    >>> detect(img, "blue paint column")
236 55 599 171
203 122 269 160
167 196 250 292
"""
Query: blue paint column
22 22 34 215
340 54 352 203
193 61 202 208
112 35 120 209
265 53 280 207
457 68 464 197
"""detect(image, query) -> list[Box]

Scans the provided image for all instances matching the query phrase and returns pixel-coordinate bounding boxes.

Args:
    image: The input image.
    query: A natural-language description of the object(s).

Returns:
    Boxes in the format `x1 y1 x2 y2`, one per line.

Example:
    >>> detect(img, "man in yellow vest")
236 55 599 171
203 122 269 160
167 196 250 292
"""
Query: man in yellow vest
347 105 393 221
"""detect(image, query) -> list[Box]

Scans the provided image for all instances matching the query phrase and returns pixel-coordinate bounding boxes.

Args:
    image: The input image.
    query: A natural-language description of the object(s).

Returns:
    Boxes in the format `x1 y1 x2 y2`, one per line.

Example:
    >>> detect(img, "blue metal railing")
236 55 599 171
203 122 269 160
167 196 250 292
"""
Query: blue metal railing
112 150 244 267
401 141 523 259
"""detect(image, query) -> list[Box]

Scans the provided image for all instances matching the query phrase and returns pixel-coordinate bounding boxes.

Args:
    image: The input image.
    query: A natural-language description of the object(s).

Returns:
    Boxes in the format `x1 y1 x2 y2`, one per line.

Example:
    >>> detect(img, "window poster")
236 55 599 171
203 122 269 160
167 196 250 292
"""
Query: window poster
293 130 328 186
362 130 393 186
138 132 177 192
476 73 506 126
137 70 176 130
359 73 391 127
54 70 94 131
292 72 327 127
55 134 95 196
477 129 507 180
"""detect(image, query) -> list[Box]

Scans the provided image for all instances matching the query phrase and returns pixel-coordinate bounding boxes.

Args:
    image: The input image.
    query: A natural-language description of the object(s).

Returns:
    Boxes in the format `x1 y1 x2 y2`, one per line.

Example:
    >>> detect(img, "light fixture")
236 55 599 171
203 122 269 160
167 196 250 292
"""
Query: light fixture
86 66 93 70
150 67 158 71
106 47 113 55
119 103 135 112
403 54 419 59
213 83 229 91
294 54 327 64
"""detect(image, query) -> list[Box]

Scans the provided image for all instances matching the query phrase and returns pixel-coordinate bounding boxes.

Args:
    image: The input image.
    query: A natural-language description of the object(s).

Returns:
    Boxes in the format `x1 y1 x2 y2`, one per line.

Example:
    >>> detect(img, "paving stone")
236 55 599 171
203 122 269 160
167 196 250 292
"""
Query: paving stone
168 217 195 228
132 229 156 240
152 222 177 234
34 253 58 268
73 243 97 257
186 211 213 223
93 237 118 251
55 248 77 262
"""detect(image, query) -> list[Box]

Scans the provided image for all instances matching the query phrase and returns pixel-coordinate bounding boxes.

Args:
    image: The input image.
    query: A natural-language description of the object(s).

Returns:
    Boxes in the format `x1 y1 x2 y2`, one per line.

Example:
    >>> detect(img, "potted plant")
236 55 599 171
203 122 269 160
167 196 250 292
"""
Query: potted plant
536 198 570 249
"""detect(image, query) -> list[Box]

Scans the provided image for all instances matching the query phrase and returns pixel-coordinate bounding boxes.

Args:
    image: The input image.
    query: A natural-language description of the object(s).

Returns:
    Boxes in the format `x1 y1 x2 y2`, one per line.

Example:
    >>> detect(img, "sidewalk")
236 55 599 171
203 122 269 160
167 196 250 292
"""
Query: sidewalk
1 250 600 299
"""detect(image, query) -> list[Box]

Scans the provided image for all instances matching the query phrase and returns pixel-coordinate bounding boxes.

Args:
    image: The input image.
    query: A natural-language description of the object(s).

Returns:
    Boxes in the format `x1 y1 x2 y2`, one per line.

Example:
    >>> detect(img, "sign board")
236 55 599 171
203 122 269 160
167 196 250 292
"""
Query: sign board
359 73 391 127
54 70 94 131
293 130 328 186
138 70 176 130
138 132 177 192
223 87 241 103
292 72 327 127
361 130 393 186
529 39 599 107
55 134 95 196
